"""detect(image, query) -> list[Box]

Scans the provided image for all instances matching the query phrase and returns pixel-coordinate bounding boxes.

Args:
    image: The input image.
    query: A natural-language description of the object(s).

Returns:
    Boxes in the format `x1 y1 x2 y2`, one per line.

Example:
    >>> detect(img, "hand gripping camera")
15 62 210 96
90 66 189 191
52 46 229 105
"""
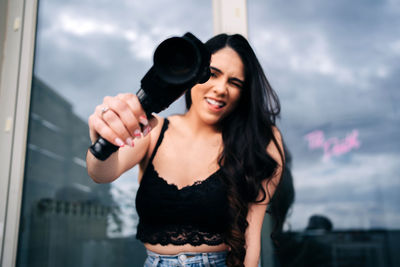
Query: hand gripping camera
89 32 211 160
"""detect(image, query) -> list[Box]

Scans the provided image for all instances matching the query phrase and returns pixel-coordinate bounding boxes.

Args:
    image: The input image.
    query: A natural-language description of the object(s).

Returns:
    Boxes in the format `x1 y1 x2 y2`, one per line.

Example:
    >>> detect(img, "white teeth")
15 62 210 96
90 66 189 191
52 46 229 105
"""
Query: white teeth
206 98 225 107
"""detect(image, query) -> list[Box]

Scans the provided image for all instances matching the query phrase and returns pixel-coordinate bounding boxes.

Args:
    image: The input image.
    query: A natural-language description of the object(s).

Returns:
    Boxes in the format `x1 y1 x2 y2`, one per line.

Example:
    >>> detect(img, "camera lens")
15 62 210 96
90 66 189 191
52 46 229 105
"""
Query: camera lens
153 37 200 84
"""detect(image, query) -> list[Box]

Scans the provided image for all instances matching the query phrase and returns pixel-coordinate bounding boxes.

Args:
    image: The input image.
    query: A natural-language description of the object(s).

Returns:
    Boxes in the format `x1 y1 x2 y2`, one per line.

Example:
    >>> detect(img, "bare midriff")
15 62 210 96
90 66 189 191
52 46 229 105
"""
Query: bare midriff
144 243 230 255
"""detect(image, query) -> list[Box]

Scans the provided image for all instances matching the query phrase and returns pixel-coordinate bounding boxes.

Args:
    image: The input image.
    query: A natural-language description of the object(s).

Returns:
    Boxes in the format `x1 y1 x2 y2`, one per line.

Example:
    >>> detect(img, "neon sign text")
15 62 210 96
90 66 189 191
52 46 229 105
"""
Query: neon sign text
304 130 361 160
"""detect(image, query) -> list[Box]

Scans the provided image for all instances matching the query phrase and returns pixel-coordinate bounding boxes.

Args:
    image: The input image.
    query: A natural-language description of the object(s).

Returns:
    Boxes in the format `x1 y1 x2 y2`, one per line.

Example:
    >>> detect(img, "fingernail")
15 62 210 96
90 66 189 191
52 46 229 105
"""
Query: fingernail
115 138 125 147
139 115 148 126
126 137 134 147
134 129 142 138
143 125 152 136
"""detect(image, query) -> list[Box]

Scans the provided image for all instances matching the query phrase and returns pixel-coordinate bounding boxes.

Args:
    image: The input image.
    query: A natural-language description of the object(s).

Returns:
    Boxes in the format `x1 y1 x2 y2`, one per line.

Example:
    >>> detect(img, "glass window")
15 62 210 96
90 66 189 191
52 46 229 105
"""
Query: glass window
17 1 212 266
249 0 400 266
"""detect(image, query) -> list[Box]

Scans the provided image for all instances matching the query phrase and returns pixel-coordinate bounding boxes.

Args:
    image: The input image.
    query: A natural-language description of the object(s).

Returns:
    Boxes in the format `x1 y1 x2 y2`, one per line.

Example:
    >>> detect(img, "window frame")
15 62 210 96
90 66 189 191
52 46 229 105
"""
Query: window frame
0 0 38 265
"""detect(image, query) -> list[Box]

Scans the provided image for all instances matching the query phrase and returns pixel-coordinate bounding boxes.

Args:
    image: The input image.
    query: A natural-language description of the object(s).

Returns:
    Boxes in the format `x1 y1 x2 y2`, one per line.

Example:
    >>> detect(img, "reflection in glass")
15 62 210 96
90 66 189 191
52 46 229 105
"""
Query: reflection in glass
17 1 212 266
249 0 400 266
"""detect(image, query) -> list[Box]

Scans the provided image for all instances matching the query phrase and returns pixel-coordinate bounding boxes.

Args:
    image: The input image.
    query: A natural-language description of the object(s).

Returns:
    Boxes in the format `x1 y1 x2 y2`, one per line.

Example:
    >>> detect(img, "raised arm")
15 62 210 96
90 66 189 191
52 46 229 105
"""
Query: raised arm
86 93 158 183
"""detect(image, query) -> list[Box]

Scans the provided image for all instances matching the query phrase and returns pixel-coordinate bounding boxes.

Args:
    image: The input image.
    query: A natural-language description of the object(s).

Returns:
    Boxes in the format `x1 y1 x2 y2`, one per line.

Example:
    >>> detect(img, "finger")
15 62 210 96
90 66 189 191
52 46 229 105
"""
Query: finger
141 115 159 137
103 97 141 139
91 114 127 147
117 93 149 126
88 114 100 143
100 108 134 147
148 115 158 129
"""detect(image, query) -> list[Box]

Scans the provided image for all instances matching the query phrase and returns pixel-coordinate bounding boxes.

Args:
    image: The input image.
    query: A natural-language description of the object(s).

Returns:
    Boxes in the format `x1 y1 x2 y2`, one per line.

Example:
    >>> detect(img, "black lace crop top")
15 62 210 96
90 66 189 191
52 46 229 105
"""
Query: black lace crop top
135 118 229 246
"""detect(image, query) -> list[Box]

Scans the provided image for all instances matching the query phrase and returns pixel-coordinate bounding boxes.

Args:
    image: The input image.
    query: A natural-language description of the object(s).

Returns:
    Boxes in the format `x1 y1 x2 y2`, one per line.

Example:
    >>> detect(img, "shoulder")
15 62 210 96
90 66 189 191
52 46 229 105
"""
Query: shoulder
138 114 185 167
148 114 165 141
166 114 185 127
163 114 188 137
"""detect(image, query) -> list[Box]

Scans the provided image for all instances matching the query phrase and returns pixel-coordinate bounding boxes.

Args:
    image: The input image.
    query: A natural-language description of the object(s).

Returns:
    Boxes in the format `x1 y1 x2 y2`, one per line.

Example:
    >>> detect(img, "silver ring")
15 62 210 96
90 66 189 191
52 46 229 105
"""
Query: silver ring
101 106 109 116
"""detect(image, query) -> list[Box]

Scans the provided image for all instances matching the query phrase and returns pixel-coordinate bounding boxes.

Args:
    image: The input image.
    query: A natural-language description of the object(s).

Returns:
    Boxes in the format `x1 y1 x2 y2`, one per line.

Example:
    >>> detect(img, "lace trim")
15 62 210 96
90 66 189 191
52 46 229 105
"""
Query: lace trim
136 223 225 246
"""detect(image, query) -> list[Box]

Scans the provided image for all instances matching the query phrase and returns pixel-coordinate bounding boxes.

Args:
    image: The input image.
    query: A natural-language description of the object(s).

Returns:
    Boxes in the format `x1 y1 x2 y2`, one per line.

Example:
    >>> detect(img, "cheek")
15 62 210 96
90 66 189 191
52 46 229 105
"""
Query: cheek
190 85 209 105
190 84 203 99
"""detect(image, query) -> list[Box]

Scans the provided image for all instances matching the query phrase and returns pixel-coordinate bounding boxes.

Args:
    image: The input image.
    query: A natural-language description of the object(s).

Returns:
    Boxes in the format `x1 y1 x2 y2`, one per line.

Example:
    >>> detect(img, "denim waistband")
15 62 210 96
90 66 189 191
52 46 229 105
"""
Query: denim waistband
145 249 227 267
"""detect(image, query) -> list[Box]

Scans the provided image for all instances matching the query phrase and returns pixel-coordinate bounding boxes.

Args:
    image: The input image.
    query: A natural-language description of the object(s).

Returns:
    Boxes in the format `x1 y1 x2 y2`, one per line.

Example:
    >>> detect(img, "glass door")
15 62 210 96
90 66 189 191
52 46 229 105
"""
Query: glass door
248 0 400 266
17 1 213 266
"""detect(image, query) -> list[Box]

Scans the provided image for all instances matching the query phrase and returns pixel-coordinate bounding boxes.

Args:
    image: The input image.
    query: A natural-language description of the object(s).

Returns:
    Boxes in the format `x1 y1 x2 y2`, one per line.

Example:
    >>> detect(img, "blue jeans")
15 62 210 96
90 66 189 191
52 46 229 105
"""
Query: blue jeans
144 249 228 267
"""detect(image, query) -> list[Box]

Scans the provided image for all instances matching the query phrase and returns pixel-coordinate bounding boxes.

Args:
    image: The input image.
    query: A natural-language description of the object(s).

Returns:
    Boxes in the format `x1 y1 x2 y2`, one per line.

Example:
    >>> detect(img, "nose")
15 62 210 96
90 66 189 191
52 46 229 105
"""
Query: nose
212 79 227 96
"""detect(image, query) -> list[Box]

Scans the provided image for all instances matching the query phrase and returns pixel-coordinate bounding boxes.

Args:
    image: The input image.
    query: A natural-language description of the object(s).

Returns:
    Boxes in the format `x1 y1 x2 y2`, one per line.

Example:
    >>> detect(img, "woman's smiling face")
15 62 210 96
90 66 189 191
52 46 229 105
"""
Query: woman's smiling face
189 47 245 125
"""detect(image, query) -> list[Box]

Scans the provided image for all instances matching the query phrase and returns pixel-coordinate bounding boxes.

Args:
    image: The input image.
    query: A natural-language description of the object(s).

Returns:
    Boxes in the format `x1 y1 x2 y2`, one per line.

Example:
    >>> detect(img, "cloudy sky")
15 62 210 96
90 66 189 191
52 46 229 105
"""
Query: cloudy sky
248 0 400 230
32 0 399 232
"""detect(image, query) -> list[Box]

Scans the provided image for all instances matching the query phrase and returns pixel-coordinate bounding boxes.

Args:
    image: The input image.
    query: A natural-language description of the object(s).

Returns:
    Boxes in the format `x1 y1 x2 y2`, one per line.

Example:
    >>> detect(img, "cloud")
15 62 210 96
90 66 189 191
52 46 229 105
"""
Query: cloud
293 153 400 189
249 0 400 98
34 0 213 121
56 12 187 62
247 0 400 156
287 200 400 231
390 40 400 55
285 152 400 230
59 13 117 36
108 167 139 237
253 28 356 85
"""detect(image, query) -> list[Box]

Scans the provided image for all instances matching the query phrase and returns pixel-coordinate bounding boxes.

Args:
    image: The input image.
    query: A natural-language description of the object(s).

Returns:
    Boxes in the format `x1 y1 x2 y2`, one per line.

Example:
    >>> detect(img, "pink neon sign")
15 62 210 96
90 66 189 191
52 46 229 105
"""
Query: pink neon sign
304 129 361 160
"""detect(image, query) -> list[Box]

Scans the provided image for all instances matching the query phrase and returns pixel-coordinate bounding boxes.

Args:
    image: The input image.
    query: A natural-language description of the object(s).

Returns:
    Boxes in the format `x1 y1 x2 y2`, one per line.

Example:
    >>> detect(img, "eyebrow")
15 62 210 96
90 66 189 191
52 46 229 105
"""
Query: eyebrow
210 66 244 86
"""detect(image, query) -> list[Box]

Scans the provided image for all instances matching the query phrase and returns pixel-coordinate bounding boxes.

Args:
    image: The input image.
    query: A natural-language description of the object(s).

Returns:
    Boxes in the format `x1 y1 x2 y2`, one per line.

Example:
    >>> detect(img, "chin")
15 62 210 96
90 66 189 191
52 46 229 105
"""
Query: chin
201 115 221 126
200 111 231 127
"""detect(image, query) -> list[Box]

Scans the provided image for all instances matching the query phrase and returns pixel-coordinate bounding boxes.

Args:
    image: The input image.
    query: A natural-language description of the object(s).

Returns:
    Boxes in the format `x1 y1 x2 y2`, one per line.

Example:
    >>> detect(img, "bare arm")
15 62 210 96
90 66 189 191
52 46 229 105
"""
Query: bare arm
244 127 284 267
86 93 158 183
86 135 152 183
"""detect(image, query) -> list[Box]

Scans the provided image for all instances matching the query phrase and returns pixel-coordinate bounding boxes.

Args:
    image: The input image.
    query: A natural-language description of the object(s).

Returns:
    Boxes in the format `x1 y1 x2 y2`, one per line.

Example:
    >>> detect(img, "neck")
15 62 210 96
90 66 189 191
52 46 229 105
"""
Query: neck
182 108 221 138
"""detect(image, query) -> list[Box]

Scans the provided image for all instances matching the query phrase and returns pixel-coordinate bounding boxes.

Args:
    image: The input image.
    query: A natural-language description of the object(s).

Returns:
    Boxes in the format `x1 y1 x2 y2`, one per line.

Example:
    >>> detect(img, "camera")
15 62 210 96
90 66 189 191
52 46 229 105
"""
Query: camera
89 32 211 160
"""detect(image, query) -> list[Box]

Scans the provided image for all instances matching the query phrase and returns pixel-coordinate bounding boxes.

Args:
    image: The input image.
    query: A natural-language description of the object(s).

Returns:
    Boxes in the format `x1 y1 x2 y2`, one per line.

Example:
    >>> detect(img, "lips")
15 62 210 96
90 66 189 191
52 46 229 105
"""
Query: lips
205 97 226 108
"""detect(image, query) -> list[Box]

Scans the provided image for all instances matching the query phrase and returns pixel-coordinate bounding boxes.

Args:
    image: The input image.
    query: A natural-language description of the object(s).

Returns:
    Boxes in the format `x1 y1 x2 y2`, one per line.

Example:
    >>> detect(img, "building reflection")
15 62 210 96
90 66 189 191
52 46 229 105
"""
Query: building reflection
17 76 146 267
276 223 399 267
272 146 400 267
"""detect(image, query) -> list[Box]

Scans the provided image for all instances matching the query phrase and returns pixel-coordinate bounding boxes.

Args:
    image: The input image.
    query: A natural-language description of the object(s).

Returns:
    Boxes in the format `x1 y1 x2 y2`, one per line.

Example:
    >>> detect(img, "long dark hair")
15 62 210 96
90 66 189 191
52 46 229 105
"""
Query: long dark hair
185 34 285 267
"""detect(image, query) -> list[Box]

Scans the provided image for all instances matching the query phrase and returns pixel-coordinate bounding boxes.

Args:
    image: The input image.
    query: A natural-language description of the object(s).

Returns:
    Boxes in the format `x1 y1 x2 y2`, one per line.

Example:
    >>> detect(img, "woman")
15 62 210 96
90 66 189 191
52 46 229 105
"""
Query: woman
87 33 284 267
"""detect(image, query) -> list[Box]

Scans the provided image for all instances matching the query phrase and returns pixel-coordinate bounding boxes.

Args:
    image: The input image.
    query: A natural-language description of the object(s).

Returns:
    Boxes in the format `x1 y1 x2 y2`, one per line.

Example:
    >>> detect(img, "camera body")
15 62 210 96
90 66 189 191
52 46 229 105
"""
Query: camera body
138 32 211 116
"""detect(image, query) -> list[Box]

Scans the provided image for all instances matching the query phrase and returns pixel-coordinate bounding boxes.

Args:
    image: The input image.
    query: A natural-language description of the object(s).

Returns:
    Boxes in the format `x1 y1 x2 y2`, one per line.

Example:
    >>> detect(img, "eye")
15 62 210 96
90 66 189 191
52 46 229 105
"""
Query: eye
234 83 242 89
210 71 217 78
229 80 243 89
232 83 242 89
